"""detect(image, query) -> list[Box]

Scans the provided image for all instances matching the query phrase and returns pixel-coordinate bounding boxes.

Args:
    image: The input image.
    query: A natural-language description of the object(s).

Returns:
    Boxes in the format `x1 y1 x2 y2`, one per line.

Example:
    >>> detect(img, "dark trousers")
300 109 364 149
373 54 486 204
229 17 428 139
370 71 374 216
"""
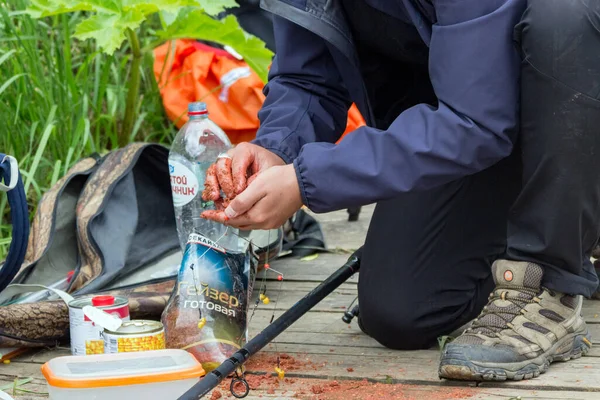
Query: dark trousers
358 0 600 350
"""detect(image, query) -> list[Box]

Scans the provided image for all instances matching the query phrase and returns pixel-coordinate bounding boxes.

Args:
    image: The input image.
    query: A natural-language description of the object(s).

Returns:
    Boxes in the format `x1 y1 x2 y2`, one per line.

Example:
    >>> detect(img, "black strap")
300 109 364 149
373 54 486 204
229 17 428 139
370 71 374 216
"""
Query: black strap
0 154 30 293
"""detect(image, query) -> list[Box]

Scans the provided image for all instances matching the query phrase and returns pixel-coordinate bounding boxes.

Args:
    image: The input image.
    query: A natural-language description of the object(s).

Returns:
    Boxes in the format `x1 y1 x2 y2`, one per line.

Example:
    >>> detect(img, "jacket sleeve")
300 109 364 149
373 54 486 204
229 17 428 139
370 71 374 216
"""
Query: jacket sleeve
257 0 526 214
251 15 352 165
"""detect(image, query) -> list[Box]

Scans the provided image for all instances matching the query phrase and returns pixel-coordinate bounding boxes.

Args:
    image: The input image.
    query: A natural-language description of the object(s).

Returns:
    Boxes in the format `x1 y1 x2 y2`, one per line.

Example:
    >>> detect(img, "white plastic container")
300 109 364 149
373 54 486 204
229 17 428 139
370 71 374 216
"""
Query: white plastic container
41 349 205 400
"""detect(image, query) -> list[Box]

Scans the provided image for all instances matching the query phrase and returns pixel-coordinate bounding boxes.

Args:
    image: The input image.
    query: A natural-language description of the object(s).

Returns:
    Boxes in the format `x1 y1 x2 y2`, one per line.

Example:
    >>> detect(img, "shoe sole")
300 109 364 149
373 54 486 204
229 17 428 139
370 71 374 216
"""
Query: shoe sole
438 330 592 382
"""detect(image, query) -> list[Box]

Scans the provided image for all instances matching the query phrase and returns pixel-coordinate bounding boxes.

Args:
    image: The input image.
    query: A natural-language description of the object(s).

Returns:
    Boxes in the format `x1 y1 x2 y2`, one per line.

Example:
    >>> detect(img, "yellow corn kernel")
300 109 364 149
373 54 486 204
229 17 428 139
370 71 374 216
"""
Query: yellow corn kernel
275 367 285 380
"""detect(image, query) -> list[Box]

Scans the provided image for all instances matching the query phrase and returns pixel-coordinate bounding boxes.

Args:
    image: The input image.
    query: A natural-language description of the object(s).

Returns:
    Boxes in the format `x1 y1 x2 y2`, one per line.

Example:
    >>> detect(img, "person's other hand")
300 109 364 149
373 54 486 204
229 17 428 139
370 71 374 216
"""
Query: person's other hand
201 164 303 230
201 142 285 202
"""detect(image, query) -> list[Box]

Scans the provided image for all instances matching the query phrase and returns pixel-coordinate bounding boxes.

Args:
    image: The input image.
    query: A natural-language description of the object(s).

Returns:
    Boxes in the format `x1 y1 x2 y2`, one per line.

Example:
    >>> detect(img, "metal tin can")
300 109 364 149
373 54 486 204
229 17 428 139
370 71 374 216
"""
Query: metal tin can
103 320 165 354
68 295 130 356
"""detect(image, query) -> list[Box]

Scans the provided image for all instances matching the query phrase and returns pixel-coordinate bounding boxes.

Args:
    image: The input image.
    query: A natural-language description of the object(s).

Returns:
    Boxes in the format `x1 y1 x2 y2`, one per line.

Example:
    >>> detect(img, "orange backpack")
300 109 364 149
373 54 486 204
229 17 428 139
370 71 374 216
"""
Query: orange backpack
153 39 365 145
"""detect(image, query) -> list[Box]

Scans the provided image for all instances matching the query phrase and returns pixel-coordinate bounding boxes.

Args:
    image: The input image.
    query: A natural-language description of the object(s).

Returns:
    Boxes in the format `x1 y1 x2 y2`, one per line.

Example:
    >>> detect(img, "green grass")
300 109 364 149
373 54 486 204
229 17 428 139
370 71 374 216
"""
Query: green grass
0 0 178 260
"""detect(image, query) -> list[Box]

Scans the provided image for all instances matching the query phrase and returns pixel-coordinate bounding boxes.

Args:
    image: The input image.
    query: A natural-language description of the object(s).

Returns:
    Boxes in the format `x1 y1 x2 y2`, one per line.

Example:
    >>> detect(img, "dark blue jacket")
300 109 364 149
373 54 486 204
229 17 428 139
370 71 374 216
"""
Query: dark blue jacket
252 0 527 213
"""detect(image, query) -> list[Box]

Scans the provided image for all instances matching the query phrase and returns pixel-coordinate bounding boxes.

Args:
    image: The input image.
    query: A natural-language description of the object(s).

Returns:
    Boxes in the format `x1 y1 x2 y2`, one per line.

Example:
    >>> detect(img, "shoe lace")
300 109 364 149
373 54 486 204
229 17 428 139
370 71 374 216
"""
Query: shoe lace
467 284 544 337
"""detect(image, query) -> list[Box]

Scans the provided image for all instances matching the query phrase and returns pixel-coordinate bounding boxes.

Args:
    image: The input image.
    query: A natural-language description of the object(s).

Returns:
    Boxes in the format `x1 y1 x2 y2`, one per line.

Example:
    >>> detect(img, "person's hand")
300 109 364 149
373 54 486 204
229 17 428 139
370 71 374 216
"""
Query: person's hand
201 142 285 203
201 164 303 230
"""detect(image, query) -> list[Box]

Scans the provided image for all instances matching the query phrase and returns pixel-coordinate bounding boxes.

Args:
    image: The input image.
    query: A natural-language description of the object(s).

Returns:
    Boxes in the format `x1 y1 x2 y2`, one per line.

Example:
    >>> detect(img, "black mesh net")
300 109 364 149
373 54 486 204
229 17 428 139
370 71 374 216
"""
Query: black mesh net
522 263 543 288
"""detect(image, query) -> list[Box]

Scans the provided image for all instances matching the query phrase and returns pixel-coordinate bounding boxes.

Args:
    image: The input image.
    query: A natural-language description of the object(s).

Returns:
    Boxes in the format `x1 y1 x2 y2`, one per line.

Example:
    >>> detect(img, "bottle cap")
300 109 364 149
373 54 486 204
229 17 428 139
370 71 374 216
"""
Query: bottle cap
188 102 208 116
91 295 115 307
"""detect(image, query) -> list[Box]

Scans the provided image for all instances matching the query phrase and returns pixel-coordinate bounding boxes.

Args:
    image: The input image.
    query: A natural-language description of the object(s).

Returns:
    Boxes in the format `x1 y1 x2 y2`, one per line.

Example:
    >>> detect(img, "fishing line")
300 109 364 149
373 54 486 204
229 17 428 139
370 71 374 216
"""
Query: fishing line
191 227 231 325
192 225 353 369
176 251 362 400
229 228 348 378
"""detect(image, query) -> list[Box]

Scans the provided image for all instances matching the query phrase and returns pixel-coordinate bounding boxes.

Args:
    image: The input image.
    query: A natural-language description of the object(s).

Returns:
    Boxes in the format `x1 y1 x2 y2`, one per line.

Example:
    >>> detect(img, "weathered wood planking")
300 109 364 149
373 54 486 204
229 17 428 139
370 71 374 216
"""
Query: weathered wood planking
245 349 600 392
250 309 600 346
0 377 47 400
23 339 600 365
8 302 600 388
258 341 600 359
268 253 360 282
18 347 598 393
5 375 600 400
4 204 600 399
250 315 600 350
256 282 600 322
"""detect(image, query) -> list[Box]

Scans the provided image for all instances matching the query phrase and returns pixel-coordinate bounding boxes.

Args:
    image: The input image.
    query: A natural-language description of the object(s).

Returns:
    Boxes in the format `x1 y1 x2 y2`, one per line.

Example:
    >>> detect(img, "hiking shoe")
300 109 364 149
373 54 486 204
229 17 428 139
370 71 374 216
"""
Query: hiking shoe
438 260 592 381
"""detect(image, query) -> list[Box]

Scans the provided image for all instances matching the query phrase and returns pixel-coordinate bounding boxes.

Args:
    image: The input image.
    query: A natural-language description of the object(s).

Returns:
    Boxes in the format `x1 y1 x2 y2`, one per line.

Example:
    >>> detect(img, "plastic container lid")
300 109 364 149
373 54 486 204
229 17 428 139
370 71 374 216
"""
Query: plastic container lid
91 295 115 307
42 349 205 389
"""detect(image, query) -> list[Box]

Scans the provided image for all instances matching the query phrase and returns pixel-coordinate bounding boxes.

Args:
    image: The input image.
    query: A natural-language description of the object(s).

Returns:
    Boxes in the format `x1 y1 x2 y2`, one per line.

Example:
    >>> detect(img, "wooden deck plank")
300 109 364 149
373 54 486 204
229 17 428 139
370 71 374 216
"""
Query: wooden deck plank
13 342 600 369
0 377 48 399
269 253 359 282
5 283 600 397
9 333 600 396
257 281 600 320
4 375 600 400
242 351 600 391
3 204 600 398
3 360 600 400
251 310 600 345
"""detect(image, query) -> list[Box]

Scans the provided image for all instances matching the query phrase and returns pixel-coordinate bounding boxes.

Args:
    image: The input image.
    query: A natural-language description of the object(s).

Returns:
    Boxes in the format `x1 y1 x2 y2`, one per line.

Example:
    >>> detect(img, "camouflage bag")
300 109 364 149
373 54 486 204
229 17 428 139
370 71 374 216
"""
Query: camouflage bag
0 143 282 348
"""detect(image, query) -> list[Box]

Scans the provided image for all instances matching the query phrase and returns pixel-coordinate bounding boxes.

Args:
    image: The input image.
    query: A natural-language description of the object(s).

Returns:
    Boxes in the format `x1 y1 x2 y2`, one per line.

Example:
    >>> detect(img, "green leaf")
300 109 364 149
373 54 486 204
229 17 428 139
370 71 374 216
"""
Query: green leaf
26 0 120 18
119 8 145 29
24 105 56 195
123 0 198 15
159 12 273 82
437 335 454 352
301 253 319 262
0 73 27 97
26 0 197 18
0 378 33 391
26 0 92 18
74 10 144 54
0 50 17 67
195 0 238 15
74 15 123 54
159 9 179 27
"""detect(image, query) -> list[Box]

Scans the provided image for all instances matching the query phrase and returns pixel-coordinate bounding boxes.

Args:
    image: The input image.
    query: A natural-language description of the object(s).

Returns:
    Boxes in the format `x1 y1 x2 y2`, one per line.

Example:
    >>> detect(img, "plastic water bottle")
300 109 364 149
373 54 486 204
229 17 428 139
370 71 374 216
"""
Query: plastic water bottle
164 103 258 370
168 102 242 253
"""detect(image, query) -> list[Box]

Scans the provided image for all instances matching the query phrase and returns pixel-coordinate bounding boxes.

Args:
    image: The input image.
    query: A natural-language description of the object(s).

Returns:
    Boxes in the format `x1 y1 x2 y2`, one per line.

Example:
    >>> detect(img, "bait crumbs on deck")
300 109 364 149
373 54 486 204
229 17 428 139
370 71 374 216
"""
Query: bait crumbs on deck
210 352 476 399
302 380 476 400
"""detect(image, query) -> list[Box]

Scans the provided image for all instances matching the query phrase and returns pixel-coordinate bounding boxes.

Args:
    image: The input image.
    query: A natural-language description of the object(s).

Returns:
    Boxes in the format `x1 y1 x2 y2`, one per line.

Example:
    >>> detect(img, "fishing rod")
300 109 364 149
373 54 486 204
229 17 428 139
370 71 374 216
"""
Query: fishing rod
177 248 362 400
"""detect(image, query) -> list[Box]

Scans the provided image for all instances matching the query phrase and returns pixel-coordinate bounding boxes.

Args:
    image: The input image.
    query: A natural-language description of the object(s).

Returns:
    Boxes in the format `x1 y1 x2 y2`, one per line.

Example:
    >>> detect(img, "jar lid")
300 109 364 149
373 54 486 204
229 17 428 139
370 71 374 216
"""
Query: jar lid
91 295 115 307
42 349 205 389
104 320 163 335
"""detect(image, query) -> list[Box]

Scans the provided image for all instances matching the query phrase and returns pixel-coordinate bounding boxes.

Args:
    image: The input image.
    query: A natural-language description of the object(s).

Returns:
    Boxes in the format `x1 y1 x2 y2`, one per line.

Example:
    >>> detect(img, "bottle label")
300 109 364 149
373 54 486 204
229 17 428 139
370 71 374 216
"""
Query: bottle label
162 236 257 371
187 233 226 253
169 160 200 207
